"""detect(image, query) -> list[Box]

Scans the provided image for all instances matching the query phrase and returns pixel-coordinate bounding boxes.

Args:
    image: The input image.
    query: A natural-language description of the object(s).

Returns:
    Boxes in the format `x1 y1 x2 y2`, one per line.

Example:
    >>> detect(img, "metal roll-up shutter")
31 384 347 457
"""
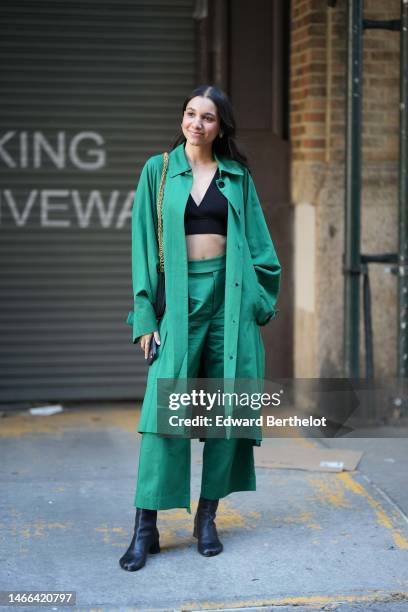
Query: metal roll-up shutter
0 0 195 403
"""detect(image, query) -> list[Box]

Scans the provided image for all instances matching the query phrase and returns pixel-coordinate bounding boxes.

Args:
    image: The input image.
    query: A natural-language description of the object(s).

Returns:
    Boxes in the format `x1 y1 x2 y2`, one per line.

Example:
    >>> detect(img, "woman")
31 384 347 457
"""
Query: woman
120 85 281 572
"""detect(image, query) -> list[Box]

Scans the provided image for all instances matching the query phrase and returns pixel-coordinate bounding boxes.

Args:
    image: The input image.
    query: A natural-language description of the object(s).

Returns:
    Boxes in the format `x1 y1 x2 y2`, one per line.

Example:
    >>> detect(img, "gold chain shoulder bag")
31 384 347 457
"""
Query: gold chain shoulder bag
154 151 168 321
148 151 168 366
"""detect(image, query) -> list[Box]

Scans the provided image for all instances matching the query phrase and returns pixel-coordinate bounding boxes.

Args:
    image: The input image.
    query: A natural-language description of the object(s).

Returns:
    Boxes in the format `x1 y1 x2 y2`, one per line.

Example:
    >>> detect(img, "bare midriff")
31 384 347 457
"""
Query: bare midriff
186 234 226 261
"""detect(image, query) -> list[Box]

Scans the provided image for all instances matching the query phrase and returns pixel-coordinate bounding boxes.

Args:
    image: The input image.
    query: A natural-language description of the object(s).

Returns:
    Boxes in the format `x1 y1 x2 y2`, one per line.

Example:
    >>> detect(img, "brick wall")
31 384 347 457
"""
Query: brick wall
291 0 401 378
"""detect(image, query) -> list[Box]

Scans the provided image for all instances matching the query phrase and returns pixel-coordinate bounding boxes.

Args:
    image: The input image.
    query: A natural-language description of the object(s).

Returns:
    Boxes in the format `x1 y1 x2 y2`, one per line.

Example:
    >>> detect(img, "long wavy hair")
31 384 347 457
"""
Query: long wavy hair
171 84 250 170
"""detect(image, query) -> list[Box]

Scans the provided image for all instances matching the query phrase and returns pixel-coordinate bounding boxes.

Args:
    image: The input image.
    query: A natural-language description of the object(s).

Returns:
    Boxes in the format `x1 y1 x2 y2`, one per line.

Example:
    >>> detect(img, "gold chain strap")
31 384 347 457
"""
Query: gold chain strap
157 152 169 273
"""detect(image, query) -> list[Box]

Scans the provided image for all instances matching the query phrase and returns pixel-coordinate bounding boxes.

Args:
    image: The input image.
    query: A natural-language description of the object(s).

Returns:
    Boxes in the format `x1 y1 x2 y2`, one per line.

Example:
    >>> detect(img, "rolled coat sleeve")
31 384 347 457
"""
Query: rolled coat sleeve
126 159 159 344
244 169 282 326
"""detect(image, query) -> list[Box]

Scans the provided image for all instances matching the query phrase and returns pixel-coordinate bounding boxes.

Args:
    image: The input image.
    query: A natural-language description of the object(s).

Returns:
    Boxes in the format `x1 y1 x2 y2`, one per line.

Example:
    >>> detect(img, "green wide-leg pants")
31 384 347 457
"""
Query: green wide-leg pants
134 253 256 514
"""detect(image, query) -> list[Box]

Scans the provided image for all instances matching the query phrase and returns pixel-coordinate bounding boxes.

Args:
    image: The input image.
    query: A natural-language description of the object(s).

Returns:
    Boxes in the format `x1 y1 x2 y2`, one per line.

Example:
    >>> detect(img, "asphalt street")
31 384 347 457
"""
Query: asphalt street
1 402 407 611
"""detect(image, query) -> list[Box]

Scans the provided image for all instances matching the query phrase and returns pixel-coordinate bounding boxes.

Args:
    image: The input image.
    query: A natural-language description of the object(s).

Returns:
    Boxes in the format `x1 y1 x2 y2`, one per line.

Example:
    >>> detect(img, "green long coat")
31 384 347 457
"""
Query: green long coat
126 142 281 445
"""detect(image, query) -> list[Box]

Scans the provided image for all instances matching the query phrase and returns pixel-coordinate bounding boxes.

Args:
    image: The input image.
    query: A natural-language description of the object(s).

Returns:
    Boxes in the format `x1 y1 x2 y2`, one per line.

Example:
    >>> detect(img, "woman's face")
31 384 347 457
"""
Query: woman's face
181 96 221 148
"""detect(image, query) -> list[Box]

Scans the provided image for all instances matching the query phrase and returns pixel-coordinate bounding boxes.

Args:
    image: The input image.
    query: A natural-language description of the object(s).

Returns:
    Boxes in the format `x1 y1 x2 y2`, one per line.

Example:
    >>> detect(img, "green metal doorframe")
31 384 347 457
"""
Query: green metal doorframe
339 0 407 381
398 0 408 379
343 0 363 379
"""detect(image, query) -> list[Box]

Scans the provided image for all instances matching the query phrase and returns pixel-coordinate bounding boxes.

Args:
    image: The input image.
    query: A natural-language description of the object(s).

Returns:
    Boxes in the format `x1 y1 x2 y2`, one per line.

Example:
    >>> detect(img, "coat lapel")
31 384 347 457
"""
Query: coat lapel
167 142 244 218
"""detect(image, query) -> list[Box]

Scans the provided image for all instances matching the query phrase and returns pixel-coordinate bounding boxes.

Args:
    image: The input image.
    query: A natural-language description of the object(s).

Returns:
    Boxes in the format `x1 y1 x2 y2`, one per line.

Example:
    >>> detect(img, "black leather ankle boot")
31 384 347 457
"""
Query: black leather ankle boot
193 497 223 557
119 508 160 571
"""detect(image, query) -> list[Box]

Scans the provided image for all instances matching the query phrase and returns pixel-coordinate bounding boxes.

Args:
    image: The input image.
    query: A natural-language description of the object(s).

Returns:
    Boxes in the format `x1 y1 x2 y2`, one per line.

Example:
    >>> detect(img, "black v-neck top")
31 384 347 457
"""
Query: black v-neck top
184 168 228 236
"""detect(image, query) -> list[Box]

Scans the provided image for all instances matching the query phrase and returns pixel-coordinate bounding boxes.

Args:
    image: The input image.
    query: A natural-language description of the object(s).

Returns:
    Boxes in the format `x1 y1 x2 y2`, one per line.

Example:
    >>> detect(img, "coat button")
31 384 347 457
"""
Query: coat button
229 355 234 360
235 282 239 286
218 180 225 188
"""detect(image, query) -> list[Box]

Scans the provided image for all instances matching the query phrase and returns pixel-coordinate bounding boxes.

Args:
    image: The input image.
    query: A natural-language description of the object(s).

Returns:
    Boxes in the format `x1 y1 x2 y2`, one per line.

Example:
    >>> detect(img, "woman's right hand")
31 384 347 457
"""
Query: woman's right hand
140 330 161 360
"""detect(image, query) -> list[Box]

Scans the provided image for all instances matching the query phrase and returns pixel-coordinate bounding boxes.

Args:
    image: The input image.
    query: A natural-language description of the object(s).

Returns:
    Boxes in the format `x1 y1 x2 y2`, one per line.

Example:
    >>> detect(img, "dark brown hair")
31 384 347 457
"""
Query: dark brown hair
171 84 250 170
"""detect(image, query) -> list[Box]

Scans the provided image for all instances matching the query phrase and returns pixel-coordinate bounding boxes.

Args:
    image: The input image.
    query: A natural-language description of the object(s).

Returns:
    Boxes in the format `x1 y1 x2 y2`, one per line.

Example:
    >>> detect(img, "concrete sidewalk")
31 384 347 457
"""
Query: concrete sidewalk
1 402 408 611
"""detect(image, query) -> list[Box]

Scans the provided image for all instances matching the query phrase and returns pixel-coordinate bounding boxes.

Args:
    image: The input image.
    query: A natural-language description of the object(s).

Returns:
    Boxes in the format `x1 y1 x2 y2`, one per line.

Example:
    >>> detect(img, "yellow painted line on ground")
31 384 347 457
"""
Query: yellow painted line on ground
310 472 408 550
309 475 352 508
283 438 408 550
339 471 408 549
292 436 318 449
3 516 74 539
181 590 408 610
0 406 141 437
307 471 408 549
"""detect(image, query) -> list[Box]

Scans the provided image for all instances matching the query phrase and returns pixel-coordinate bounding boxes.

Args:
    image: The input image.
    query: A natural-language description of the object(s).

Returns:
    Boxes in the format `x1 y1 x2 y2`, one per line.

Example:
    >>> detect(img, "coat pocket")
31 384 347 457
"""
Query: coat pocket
246 265 278 326
148 327 169 374
156 314 169 358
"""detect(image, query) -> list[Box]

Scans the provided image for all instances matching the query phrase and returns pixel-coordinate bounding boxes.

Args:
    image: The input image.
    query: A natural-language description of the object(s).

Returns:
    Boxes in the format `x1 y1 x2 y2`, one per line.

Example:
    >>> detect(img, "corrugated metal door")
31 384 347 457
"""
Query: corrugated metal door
0 0 195 402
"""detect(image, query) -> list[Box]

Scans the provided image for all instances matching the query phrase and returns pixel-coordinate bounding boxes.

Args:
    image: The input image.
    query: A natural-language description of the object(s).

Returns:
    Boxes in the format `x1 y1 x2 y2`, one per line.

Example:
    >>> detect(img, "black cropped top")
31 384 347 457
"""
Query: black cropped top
184 168 228 236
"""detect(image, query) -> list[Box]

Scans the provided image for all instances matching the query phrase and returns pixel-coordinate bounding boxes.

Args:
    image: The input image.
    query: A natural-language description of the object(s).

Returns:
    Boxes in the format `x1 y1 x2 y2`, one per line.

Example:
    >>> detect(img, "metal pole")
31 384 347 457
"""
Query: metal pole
398 0 408 380
344 0 363 378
